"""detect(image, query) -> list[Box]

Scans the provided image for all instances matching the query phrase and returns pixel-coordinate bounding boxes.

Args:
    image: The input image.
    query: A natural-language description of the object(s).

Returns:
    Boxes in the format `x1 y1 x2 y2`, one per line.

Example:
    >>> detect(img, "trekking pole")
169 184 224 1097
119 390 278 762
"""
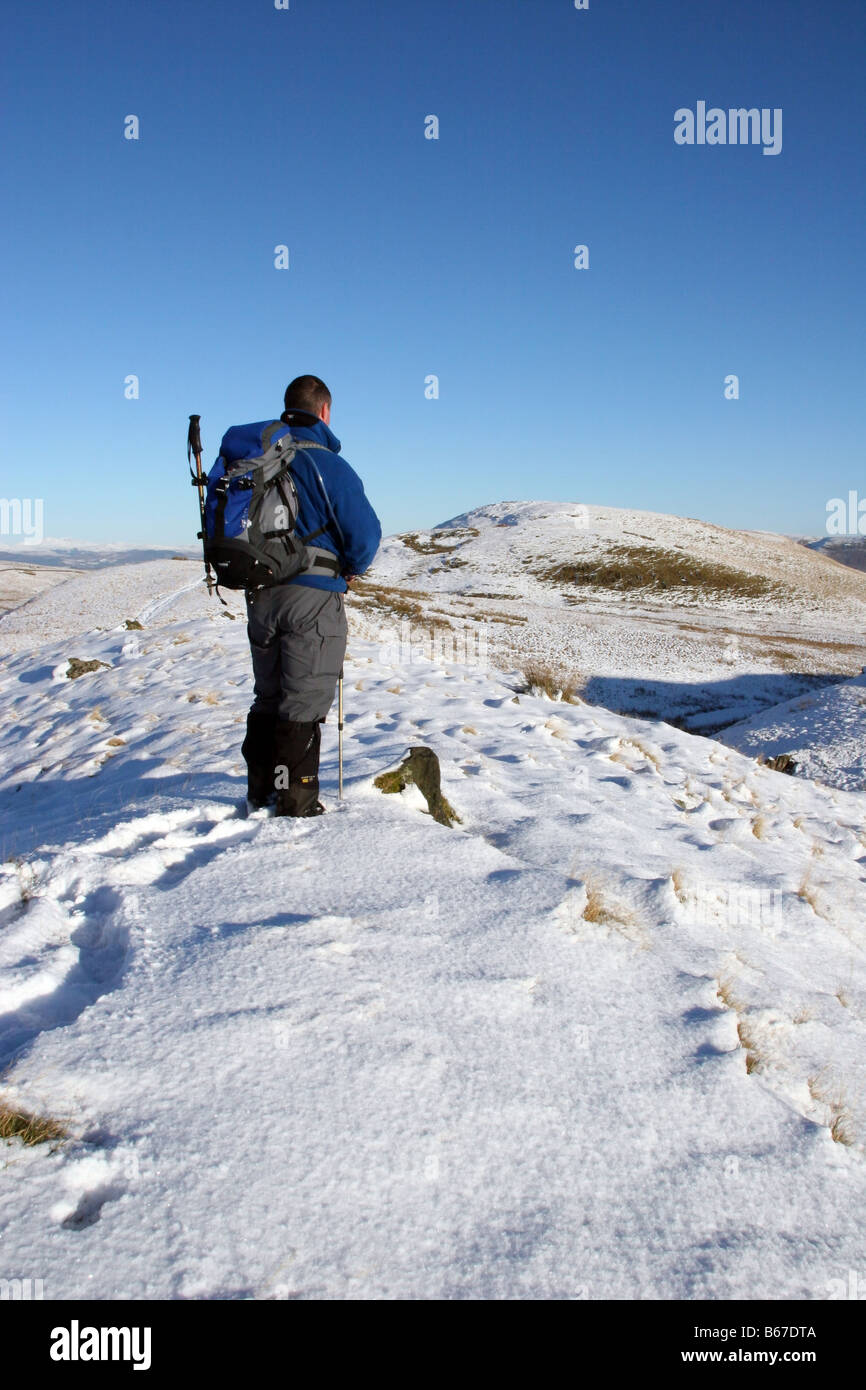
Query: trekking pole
338 668 344 800
187 413 214 596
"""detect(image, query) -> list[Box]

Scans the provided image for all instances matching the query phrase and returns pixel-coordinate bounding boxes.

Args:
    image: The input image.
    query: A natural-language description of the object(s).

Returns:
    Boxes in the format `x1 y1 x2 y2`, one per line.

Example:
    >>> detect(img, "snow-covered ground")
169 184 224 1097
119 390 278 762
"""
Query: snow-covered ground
723 671 866 793
1 553 865 1299
0 561 81 617
350 501 866 735
0 557 204 655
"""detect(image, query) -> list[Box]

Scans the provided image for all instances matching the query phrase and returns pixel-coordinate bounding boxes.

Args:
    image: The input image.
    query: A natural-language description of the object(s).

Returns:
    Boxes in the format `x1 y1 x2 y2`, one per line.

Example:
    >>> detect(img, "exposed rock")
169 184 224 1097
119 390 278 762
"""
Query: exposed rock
762 752 798 775
124 619 143 630
66 658 109 680
374 746 461 827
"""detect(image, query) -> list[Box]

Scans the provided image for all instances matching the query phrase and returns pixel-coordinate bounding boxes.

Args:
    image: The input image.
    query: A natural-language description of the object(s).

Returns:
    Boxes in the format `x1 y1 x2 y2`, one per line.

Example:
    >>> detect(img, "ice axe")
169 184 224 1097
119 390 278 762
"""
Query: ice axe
187 413 214 596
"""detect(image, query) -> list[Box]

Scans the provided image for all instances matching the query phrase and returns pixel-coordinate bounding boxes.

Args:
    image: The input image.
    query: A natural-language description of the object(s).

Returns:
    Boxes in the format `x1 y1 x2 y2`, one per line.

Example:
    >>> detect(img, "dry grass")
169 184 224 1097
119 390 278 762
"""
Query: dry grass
830 1110 857 1146
809 1072 857 1146
399 527 478 554
536 544 783 600
582 880 615 924
671 867 688 903
797 870 825 918
520 661 582 704
348 579 428 622
0 1097 67 1147
736 1019 762 1073
579 875 646 946
751 815 770 840
716 977 747 1014
616 737 661 772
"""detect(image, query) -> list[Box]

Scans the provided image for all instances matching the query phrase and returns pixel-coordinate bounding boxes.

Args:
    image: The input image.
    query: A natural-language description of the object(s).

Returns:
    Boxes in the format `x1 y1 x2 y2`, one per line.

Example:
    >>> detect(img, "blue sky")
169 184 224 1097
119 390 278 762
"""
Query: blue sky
2 0 863 545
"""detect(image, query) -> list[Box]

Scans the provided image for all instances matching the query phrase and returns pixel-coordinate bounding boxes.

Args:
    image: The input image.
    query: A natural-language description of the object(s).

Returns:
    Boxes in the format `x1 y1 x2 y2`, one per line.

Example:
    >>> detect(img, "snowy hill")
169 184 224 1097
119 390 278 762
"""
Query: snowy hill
1 558 865 1298
351 500 866 735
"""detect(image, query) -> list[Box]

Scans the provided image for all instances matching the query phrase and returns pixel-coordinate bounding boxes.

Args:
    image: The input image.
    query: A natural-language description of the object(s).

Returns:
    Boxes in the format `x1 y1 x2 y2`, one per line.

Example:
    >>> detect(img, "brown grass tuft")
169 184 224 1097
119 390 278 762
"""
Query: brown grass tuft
717 977 747 1014
536 544 783 600
521 661 582 704
0 1098 67 1147
736 1020 762 1073
809 1072 857 1146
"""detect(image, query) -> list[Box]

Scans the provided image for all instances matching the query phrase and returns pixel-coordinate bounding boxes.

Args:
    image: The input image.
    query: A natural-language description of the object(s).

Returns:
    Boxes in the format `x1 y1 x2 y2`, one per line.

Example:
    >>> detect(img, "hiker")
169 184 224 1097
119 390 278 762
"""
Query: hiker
219 375 381 816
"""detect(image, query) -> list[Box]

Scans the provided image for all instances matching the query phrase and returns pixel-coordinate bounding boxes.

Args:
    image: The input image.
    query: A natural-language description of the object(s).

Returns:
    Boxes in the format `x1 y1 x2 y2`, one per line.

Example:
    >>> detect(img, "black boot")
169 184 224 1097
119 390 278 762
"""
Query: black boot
241 710 278 808
273 719 324 817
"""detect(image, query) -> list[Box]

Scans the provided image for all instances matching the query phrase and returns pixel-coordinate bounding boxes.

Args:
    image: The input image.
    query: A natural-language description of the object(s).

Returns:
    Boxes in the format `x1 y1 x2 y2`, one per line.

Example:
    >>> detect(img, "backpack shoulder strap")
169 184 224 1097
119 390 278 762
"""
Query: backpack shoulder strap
260 419 287 451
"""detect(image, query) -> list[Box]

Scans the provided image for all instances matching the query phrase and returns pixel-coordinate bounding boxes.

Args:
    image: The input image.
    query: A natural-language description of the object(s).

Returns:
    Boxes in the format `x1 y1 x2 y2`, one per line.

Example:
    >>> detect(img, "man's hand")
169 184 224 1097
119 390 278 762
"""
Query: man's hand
343 573 357 588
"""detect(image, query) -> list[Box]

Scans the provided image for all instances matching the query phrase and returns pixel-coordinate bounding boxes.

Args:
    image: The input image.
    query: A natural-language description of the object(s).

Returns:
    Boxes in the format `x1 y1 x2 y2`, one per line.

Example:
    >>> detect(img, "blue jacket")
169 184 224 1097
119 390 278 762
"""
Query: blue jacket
213 414 382 593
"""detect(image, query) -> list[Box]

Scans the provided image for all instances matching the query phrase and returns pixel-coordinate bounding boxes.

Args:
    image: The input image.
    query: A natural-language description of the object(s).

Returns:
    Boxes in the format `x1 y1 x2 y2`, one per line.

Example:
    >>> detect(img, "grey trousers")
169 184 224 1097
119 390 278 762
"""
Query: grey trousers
246 583 348 723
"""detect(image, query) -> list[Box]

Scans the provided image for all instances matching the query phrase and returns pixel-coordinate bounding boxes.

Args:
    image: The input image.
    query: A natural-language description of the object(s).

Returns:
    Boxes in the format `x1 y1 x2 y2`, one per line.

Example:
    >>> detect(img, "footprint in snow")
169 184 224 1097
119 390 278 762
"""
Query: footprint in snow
51 1149 137 1231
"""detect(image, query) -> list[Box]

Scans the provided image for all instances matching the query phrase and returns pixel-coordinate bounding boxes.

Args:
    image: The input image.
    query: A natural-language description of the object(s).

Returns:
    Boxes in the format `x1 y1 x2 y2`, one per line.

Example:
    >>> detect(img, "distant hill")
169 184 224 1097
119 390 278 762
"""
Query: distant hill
347 501 866 733
0 540 198 570
796 535 866 574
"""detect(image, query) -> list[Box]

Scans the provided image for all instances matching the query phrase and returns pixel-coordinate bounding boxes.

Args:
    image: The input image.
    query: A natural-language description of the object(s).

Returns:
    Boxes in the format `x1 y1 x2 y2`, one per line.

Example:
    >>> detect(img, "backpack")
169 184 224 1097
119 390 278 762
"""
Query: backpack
203 421 341 591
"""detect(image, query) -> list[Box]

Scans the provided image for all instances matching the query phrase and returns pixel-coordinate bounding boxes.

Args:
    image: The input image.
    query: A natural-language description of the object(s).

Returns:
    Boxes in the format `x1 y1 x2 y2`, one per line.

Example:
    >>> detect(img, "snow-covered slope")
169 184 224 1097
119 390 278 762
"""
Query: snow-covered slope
0 541 199 570
376 500 866 612
0 557 206 656
722 670 866 792
0 561 81 617
352 501 866 735
1 566 865 1299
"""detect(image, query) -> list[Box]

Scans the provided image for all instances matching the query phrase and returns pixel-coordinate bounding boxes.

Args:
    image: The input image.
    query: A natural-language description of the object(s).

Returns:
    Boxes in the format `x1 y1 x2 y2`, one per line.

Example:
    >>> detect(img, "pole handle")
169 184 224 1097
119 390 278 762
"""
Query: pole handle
188 413 202 458
187 412 213 595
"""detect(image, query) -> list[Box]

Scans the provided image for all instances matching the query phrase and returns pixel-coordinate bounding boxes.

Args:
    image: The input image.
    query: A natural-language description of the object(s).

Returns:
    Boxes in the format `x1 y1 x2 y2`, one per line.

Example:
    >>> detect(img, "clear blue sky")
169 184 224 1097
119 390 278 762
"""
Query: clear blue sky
2 0 863 545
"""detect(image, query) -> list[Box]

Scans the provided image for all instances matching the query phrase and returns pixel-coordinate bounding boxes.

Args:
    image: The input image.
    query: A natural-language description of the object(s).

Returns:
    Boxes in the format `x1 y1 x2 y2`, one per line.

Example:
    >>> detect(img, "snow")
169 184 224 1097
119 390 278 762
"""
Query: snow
1 543 865 1301
350 500 866 737
722 670 866 792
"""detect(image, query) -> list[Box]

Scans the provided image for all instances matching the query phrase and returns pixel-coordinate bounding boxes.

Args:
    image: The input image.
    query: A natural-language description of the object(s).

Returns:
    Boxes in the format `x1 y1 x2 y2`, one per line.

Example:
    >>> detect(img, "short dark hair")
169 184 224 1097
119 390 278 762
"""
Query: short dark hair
284 374 331 416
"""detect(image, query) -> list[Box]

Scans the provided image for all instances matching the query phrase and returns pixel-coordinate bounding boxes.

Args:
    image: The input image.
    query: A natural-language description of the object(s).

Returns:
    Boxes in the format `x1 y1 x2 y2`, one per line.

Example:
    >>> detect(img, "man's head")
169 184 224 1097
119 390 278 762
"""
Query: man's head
284 374 331 425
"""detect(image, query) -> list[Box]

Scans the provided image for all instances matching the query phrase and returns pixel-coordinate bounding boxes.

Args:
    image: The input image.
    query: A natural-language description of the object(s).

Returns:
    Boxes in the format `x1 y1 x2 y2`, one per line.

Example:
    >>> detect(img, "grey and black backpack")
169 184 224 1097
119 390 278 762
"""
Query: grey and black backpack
203 422 341 592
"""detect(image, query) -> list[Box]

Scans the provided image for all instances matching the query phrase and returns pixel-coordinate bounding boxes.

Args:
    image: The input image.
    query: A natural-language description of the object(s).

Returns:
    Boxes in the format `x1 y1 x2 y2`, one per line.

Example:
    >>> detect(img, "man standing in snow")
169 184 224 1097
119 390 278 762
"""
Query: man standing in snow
222 376 381 816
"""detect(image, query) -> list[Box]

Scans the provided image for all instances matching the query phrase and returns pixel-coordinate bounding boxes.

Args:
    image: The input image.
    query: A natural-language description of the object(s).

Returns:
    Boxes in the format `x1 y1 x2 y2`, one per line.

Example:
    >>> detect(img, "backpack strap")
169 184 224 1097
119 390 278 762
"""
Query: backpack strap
244 426 343 575
261 419 333 456
291 441 346 554
212 471 231 538
305 546 341 575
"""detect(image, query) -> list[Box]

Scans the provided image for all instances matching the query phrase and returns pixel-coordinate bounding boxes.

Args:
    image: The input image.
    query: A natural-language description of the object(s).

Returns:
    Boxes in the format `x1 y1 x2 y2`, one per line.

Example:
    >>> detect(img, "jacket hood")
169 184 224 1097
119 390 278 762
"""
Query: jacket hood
218 415 342 466
281 410 342 456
